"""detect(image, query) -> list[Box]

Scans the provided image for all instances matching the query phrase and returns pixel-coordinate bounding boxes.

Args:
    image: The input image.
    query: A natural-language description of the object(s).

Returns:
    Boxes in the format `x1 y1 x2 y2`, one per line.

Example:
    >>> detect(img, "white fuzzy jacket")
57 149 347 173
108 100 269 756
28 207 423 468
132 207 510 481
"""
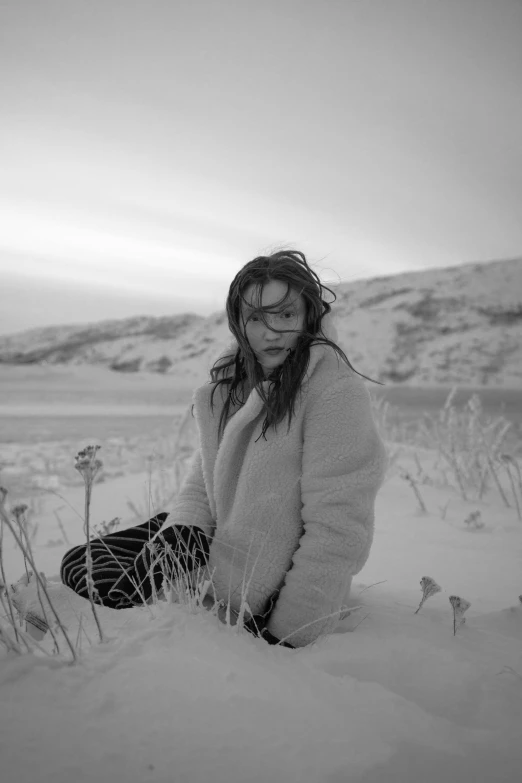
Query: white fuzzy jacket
165 342 387 647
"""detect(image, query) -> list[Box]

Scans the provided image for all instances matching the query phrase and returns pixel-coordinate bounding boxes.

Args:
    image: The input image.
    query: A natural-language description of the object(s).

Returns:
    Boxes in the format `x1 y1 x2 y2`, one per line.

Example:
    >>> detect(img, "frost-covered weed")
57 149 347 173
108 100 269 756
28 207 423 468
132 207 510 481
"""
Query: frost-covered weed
0 487 78 662
74 446 105 643
414 576 442 614
449 595 471 636
371 390 521 519
412 391 517 503
92 517 121 538
399 468 428 513
463 510 484 530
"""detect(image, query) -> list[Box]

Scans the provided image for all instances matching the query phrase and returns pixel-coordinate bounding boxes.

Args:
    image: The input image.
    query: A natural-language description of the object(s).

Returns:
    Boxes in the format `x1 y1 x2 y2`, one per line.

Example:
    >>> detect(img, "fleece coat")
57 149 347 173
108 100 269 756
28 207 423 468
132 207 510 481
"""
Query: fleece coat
164 342 387 647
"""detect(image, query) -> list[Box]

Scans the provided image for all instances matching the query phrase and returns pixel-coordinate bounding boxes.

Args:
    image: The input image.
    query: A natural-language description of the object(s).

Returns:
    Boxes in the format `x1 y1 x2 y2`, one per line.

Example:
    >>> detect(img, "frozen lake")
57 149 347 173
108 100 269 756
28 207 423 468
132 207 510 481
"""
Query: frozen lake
0 364 520 446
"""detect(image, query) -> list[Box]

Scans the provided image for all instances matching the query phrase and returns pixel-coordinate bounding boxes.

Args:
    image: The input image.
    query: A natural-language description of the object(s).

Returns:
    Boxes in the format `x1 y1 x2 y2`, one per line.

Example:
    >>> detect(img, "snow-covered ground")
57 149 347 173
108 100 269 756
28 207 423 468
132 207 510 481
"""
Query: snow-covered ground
1 432 521 782
0 450 522 783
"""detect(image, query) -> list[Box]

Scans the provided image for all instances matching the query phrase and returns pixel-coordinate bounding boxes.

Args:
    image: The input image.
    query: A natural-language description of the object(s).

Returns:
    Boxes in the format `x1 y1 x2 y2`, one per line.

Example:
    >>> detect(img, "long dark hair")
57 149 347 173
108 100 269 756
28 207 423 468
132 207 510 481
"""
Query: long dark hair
210 250 372 440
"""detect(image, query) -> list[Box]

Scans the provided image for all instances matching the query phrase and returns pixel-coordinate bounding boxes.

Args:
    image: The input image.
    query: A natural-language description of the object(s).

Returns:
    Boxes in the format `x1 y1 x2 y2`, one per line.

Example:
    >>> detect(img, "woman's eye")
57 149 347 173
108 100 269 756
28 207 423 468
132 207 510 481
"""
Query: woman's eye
248 311 295 324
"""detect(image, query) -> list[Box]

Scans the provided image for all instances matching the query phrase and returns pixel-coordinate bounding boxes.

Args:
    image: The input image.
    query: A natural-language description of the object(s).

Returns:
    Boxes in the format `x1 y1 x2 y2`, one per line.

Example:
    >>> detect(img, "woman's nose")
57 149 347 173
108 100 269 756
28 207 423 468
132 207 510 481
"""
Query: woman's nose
263 314 281 332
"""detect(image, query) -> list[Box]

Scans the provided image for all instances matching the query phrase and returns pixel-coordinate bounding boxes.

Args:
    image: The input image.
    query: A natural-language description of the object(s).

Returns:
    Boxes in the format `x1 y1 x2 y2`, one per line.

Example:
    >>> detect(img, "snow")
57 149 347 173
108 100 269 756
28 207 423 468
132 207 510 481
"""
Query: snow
1 397 522 781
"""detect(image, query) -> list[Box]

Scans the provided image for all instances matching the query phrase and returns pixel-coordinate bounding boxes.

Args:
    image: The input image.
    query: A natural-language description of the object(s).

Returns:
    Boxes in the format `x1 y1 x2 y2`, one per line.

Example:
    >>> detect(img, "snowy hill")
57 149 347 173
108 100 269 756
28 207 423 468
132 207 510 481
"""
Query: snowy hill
1 257 521 386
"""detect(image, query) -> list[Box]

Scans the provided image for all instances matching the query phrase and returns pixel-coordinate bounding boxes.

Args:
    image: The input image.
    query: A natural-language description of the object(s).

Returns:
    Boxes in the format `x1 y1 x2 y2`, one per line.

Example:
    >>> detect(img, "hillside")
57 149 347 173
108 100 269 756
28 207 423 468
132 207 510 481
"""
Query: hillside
1 258 521 386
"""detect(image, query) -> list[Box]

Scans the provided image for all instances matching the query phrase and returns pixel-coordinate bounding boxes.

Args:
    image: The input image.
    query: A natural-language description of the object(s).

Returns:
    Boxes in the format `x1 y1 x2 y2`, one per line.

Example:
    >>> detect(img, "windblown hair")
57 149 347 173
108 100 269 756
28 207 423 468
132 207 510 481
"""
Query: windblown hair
210 250 373 440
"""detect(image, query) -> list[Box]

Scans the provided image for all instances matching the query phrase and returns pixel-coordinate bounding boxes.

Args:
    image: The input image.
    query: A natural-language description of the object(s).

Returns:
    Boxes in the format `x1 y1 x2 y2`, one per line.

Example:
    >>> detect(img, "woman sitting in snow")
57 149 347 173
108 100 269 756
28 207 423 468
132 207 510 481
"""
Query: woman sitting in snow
60 250 387 648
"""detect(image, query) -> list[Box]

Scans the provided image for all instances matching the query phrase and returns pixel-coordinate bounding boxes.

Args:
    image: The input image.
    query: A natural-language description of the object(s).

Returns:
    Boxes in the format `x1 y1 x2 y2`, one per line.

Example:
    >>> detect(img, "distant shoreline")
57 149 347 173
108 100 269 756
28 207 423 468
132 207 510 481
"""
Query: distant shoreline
372 384 522 418
0 404 187 417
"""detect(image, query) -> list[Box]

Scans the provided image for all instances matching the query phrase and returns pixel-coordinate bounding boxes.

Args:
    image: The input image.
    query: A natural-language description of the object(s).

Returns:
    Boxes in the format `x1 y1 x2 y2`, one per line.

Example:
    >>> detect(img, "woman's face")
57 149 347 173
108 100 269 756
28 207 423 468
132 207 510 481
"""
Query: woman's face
241 280 306 377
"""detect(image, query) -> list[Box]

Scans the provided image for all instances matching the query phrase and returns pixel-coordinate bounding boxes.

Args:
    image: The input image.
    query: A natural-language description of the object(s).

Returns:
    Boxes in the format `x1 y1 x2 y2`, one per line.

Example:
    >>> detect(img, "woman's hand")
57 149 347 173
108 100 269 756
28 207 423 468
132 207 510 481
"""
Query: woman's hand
216 602 239 627
201 595 293 645
202 595 239 626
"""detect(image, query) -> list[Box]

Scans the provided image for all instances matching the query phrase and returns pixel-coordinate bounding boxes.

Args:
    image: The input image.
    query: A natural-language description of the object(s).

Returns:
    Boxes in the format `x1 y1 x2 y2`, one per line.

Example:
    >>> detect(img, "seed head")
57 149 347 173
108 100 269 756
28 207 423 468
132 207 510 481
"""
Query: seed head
420 576 442 599
414 575 442 614
11 504 29 524
449 594 471 635
74 445 102 483
449 595 471 613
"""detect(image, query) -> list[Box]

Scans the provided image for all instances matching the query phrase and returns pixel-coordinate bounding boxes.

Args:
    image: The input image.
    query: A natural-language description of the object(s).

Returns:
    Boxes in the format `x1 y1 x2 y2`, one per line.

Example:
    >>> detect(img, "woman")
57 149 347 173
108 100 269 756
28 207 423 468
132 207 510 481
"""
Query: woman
61 250 387 648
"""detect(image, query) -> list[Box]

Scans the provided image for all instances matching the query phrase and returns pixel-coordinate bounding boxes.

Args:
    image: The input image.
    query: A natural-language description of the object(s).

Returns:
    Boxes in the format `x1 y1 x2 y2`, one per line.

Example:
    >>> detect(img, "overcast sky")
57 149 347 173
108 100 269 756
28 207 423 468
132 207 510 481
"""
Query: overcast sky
1 0 521 335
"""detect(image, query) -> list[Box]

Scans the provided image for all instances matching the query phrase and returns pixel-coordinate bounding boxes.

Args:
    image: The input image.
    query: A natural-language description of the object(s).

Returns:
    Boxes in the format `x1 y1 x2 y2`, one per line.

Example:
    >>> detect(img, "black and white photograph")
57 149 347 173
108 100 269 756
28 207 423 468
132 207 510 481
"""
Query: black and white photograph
1 1 521 781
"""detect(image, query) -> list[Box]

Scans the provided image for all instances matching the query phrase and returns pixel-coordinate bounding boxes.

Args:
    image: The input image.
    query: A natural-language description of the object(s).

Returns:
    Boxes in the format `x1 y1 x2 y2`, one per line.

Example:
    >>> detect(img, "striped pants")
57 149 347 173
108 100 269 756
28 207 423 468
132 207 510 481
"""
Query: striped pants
60 513 210 609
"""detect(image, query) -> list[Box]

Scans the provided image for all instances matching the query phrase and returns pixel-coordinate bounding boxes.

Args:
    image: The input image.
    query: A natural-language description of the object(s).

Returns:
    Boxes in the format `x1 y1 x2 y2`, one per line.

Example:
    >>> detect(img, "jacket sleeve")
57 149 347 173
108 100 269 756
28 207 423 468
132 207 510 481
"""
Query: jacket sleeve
265 376 387 648
162 449 215 544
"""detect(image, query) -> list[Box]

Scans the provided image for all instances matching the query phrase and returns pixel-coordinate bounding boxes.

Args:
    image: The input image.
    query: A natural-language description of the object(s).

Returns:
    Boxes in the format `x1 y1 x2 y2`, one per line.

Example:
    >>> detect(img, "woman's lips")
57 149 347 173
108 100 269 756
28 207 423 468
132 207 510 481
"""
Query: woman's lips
264 347 284 354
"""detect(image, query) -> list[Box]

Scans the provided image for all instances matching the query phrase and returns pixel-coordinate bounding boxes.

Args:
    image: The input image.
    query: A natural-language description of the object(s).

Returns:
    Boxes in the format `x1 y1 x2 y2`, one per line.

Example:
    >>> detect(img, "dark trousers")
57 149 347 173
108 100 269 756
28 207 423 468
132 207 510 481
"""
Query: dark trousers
60 513 210 609
60 512 294 647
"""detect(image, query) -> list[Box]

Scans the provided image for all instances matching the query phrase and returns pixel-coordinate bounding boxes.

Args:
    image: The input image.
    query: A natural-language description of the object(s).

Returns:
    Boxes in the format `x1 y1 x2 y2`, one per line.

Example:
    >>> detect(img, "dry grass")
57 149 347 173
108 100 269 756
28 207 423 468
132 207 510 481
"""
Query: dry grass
0 391 520 662
0 495 78 663
376 389 521 517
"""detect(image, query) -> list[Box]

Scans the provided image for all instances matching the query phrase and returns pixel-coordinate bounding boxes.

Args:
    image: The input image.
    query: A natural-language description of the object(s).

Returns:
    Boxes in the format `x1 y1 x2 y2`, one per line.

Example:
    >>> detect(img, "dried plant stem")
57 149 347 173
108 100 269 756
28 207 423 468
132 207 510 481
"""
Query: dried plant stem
75 615 83 652
16 622 53 656
0 594 32 653
74 613 93 654
357 580 388 595
83 481 105 643
478 464 489 500
511 459 522 498
22 554 31 581
98 535 153 615
502 461 521 521
0 522 22 646
401 470 427 513
0 623 23 654
349 612 371 632
53 510 70 545
0 511 78 664
497 666 522 680
486 455 510 508
444 448 468 500
17 523 62 656
0 597 51 656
